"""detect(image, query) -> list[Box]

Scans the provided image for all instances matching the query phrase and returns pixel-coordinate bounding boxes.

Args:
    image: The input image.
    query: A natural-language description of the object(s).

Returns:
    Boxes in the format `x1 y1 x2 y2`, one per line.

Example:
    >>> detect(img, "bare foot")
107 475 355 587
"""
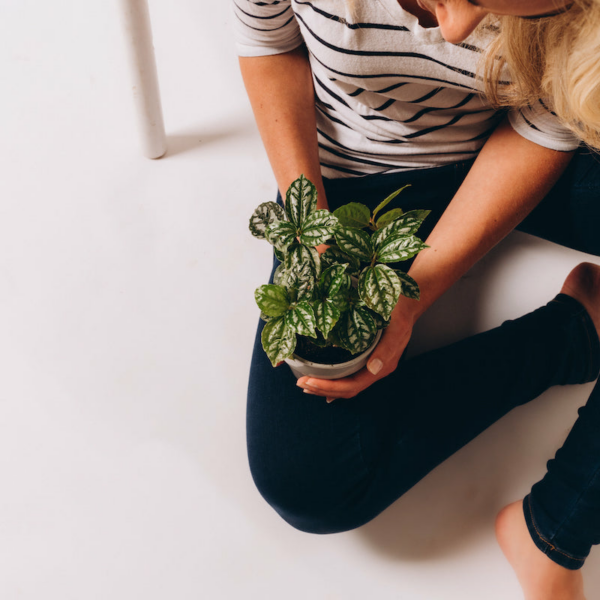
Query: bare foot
560 262 600 340
495 500 586 600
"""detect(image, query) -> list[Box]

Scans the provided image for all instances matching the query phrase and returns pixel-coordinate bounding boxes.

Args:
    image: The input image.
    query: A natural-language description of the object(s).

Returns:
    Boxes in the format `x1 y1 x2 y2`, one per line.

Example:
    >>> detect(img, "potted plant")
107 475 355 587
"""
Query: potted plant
249 175 430 379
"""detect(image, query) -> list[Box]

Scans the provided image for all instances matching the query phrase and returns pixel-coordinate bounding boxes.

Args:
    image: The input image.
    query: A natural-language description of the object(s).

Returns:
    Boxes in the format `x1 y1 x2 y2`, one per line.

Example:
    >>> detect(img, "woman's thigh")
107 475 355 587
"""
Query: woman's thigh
247 292 598 535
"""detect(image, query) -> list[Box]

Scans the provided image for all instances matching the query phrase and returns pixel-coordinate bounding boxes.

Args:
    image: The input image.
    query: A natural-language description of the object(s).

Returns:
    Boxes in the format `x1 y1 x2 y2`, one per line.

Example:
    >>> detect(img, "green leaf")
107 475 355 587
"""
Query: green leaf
354 305 378 334
285 301 317 338
394 270 421 300
333 203 371 229
375 208 404 230
314 299 341 339
299 209 338 247
249 202 286 239
254 284 290 317
358 265 402 320
285 175 317 229
372 184 411 220
377 235 427 263
334 225 373 263
284 243 321 280
335 308 377 355
274 246 285 263
318 264 348 300
273 263 286 286
261 317 297 367
329 289 351 313
265 220 297 253
372 210 431 248
282 261 316 302
320 246 361 275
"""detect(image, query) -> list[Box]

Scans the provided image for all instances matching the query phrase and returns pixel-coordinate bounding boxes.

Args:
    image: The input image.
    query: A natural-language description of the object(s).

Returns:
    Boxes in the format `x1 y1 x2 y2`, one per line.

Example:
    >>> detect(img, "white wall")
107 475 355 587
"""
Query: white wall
0 1 598 598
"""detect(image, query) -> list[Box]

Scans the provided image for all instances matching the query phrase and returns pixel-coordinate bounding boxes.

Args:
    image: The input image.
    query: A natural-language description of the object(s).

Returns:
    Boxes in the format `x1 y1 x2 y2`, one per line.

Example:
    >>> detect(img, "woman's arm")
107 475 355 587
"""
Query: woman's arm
239 45 329 210
297 118 575 401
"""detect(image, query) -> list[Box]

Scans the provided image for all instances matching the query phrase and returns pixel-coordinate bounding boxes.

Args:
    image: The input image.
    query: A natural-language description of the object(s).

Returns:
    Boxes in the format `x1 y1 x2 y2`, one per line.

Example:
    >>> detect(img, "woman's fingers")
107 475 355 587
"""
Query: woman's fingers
297 368 375 399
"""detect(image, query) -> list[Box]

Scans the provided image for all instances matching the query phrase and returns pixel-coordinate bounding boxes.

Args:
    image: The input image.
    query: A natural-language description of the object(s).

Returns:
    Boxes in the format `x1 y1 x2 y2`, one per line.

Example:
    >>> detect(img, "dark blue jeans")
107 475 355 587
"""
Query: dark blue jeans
246 147 600 570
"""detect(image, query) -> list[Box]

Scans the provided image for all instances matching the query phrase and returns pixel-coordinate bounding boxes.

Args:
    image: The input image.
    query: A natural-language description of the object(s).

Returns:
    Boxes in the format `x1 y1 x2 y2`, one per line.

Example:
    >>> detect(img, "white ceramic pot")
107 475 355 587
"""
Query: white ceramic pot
285 329 383 380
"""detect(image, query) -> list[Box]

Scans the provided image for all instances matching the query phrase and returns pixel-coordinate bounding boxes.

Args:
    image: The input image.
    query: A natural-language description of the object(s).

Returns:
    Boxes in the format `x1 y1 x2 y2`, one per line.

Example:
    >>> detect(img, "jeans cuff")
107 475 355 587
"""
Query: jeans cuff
549 293 600 383
522 494 588 571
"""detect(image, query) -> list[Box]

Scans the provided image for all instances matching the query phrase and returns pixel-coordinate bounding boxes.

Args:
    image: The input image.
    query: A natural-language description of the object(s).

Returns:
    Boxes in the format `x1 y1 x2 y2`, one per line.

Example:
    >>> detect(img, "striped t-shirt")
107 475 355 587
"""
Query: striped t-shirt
232 0 580 178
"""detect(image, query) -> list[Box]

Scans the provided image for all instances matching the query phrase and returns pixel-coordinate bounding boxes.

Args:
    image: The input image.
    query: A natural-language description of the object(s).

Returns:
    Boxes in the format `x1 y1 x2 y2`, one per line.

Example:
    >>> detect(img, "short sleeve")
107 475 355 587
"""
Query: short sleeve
508 100 580 152
231 0 304 57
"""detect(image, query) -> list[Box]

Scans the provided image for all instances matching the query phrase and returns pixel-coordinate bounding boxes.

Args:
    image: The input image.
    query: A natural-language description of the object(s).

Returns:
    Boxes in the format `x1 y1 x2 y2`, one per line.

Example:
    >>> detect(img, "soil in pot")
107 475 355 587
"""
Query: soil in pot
294 336 356 365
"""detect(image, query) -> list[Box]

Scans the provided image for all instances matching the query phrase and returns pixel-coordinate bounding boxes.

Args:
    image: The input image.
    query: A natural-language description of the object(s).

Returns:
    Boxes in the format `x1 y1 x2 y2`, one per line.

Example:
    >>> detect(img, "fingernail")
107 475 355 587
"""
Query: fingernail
326 398 334 403
305 379 321 390
303 389 316 395
367 358 383 375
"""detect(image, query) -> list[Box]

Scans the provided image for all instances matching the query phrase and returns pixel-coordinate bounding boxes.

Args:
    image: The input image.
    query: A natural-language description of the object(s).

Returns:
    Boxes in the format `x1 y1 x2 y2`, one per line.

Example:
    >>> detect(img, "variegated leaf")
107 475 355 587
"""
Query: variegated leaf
249 202 286 239
284 243 321 280
375 208 404 230
283 261 316 302
335 309 377 355
372 184 410 220
261 316 297 367
285 175 317 229
285 301 317 338
265 220 297 253
358 265 402 320
314 299 341 339
318 264 348 299
377 235 427 263
320 246 361 275
372 210 431 249
354 305 378 334
273 263 286 285
254 284 290 317
329 290 350 313
333 203 371 229
394 270 421 300
334 225 373 263
274 246 285 263
299 209 338 247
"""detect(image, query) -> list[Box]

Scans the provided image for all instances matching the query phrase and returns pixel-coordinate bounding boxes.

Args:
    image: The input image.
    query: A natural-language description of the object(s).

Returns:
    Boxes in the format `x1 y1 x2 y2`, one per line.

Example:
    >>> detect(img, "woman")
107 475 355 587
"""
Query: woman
233 0 600 597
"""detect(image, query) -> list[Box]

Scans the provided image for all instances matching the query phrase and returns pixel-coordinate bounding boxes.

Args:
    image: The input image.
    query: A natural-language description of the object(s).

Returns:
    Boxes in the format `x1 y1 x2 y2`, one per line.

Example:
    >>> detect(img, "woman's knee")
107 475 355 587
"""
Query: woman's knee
247 447 363 535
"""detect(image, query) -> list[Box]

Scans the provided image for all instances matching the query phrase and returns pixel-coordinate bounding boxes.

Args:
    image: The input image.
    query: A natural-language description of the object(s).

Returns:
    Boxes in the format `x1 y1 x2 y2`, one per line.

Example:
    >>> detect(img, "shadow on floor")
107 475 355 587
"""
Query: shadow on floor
161 118 259 158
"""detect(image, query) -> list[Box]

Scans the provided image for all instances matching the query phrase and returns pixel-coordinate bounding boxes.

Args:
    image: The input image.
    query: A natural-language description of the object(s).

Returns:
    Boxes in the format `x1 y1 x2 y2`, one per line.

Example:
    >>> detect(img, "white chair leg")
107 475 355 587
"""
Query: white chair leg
117 0 167 159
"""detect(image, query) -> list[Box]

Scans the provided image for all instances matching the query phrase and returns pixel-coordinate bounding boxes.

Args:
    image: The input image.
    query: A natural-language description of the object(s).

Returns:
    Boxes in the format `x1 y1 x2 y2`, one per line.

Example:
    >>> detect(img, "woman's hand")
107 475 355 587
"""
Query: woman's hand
295 304 416 402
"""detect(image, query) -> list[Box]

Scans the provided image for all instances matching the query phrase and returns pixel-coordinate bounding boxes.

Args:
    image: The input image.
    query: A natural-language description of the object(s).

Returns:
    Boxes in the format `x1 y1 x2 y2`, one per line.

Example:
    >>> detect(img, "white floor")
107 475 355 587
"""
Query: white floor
1 1 599 599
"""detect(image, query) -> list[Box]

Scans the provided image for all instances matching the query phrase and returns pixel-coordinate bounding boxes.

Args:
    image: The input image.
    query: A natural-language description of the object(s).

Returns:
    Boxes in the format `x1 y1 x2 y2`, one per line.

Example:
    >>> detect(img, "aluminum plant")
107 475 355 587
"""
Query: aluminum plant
249 175 429 367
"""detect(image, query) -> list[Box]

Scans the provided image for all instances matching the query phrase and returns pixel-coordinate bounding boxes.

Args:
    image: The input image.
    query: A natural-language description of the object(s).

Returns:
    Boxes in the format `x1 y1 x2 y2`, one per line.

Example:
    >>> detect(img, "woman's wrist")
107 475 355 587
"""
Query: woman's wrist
391 294 422 328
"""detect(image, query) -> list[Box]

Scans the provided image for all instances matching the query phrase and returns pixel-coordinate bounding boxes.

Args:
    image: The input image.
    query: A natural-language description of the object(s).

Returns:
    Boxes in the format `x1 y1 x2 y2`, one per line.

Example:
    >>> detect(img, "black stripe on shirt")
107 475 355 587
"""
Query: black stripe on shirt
366 113 468 143
315 75 351 108
294 0 410 32
295 11 484 82
308 50 479 92
233 1 290 19
234 10 296 32
521 111 543 133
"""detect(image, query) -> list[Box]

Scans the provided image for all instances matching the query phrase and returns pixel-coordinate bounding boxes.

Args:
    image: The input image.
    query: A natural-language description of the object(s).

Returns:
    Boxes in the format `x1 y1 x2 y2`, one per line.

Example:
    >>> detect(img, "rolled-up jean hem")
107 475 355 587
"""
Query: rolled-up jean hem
523 494 588 570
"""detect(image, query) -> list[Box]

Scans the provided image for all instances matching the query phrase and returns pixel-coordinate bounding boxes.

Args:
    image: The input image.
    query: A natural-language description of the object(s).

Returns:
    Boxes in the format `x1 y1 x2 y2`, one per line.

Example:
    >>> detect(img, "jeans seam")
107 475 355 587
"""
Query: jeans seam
550 465 600 556
527 496 586 562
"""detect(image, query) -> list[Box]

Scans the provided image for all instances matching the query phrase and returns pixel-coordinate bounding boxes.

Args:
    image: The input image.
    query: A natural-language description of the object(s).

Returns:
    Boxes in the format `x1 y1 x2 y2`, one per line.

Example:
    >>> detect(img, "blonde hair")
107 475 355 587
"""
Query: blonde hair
483 0 600 150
